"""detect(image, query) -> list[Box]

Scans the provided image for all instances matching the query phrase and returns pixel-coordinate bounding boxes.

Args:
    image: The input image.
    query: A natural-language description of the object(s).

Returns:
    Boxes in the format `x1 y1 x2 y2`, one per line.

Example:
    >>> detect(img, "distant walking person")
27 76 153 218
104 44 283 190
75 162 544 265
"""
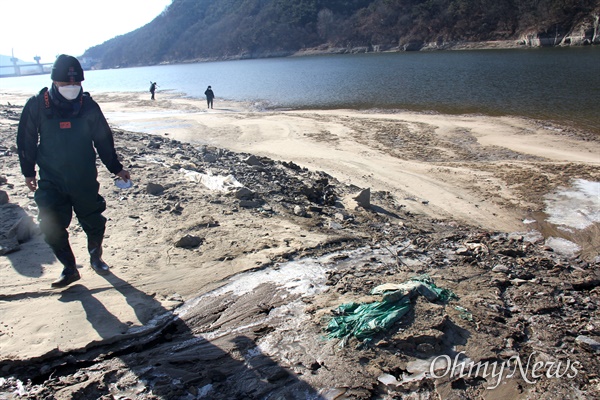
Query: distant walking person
204 86 214 109
149 82 157 100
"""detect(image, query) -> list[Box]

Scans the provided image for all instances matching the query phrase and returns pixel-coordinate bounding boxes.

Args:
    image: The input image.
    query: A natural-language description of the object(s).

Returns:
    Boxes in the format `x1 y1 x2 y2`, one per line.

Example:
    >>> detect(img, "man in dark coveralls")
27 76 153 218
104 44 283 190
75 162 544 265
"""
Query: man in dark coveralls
17 54 130 288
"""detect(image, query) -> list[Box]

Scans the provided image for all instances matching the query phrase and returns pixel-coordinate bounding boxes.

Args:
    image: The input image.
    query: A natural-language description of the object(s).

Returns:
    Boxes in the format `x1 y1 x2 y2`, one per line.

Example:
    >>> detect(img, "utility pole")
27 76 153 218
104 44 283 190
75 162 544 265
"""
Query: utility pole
10 49 20 76
34 55 43 73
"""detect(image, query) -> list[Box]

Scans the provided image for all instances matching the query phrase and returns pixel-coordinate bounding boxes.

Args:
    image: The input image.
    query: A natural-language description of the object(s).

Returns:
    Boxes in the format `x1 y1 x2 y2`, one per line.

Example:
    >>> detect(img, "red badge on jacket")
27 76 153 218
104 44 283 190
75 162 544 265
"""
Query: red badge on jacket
60 122 71 129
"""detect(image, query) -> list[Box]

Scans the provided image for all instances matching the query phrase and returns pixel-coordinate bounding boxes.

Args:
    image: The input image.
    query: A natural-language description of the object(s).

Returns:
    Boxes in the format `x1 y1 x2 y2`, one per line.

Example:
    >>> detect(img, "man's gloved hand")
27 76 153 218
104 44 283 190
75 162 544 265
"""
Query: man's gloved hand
116 169 131 182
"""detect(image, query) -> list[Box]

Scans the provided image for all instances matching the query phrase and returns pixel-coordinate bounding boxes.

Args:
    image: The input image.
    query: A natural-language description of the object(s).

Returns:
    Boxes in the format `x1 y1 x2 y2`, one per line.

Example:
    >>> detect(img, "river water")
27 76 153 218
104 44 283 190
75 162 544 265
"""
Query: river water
1 47 599 133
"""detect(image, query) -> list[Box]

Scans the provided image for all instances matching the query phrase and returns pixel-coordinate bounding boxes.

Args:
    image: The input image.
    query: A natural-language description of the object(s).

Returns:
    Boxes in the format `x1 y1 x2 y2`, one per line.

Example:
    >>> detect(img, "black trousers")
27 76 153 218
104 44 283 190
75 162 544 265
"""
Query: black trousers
34 180 107 252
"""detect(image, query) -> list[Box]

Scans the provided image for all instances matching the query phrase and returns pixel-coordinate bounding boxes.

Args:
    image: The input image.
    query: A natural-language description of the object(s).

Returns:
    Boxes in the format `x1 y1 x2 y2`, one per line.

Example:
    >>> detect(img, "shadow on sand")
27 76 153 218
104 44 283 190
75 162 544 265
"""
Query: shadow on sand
1 269 324 399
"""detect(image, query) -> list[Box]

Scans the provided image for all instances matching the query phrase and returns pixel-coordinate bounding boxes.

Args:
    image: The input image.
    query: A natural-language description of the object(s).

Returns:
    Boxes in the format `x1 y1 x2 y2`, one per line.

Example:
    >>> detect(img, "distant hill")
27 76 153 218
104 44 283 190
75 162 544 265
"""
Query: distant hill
83 0 600 69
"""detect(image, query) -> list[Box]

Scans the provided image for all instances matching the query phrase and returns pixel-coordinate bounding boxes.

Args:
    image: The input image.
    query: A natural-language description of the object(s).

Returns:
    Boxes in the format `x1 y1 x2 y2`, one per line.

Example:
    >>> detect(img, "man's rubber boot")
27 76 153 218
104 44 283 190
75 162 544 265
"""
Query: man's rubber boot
89 239 110 275
51 246 81 288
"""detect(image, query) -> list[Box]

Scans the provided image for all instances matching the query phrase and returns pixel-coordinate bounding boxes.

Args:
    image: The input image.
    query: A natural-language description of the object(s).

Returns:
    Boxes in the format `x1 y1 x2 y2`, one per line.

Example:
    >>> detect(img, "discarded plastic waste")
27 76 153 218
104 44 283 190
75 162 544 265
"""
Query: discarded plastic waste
454 305 473 321
115 178 133 189
326 275 457 344
182 169 244 192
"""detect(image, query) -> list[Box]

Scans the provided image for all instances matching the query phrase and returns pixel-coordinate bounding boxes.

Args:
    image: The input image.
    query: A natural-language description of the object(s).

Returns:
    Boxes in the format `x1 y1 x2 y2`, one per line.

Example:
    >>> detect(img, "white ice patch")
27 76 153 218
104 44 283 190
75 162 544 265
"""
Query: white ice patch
176 248 374 321
105 110 192 134
545 237 582 257
524 230 544 243
212 258 328 297
175 255 335 320
544 179 600 230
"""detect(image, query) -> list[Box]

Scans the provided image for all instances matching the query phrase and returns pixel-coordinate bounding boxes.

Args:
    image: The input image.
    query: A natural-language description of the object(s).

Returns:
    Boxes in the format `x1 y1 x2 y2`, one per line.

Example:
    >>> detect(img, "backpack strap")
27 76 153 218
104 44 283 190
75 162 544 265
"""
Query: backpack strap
38 87 87 118
39 87 54 119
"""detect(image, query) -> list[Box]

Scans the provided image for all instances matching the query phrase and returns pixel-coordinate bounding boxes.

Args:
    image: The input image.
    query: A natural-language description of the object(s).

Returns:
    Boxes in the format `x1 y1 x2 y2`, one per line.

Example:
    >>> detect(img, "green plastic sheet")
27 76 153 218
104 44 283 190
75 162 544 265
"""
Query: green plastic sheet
326 274 457 344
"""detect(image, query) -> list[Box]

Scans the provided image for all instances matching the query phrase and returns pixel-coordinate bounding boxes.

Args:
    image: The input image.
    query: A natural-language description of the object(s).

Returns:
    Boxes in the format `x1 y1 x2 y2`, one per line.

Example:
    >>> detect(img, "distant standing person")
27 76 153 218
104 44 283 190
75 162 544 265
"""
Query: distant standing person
204 86 214 109
149 82 157 100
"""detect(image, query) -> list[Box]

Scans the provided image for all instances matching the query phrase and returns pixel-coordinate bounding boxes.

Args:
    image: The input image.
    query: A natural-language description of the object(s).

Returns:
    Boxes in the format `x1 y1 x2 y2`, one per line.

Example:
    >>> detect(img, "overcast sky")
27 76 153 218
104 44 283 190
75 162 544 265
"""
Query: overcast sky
0 0 172 63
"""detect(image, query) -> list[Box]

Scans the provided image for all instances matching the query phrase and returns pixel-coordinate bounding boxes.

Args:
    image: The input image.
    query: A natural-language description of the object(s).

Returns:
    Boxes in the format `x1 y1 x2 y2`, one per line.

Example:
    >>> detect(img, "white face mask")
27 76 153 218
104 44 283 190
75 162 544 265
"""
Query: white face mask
58 85 82 100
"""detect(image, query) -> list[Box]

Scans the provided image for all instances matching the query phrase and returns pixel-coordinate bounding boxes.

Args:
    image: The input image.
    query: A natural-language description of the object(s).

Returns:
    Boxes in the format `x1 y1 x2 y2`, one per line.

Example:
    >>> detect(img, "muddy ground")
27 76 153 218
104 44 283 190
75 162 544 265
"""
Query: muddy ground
0 101 599 399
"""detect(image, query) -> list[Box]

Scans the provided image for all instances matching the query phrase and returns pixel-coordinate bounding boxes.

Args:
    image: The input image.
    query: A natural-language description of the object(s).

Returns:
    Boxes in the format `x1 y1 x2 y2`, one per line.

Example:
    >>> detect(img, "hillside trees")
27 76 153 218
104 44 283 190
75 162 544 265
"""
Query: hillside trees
83 0 600 68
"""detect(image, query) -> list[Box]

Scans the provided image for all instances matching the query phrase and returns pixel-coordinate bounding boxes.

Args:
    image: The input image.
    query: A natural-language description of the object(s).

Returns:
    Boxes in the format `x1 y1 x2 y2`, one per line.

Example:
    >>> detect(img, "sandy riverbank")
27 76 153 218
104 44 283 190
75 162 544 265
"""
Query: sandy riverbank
0 90 599 399
97 91 600 254
93 92 599 228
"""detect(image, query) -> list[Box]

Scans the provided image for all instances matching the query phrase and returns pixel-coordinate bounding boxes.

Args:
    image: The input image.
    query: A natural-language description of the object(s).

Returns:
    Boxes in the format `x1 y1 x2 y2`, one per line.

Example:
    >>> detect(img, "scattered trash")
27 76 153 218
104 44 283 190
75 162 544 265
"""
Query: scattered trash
182 169 244 192
115 178 133 189
454 305 473 321
326 275 457 345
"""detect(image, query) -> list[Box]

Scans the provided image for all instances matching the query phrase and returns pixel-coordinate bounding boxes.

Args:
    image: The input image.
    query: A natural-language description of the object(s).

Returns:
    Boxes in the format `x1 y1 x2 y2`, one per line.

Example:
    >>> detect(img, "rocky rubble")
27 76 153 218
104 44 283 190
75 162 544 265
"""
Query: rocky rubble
0 103 599 399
